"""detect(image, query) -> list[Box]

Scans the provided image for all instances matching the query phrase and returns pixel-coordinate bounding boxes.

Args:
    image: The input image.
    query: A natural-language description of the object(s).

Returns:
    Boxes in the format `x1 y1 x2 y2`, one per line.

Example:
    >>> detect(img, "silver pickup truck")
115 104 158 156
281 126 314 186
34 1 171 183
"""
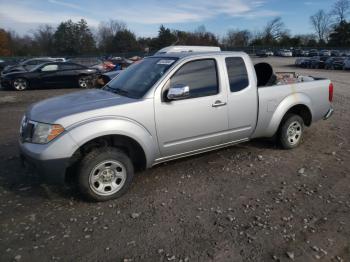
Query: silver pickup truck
19 46 334 201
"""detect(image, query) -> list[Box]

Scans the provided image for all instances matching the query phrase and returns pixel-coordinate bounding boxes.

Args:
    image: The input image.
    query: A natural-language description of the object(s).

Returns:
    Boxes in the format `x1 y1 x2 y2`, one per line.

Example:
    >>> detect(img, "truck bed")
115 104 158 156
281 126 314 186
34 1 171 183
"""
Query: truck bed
252 76 331 138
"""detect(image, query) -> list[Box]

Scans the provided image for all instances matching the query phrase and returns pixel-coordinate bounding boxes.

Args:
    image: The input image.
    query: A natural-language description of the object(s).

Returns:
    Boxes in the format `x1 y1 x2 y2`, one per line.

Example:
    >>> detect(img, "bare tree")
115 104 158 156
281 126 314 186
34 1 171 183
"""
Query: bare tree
331 0 350 22
97 20 127 52
32 24 55 55
222 29 252 47
263 17 286 41
310 10 332 42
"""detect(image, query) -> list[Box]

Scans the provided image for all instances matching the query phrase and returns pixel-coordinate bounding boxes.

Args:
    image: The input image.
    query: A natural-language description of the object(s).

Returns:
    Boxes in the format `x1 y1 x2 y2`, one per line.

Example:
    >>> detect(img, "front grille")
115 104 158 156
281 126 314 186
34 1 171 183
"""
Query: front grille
21 121 35 142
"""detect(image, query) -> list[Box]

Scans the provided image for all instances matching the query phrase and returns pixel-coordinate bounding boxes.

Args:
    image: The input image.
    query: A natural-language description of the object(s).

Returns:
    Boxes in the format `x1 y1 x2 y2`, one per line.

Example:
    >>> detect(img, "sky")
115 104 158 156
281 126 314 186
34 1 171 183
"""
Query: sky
0 0 339 37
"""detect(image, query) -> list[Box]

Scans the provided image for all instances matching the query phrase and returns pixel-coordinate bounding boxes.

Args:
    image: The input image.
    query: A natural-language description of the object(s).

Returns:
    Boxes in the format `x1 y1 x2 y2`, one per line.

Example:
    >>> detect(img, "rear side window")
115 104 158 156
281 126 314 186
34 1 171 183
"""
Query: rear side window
225 57 249 92
41 64 58 71
170 59 218 98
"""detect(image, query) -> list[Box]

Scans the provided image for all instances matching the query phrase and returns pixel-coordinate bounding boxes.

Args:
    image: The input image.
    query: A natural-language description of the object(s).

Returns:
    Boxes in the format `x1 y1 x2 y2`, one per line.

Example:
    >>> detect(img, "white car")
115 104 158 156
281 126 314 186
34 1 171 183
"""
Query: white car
278 49 293 57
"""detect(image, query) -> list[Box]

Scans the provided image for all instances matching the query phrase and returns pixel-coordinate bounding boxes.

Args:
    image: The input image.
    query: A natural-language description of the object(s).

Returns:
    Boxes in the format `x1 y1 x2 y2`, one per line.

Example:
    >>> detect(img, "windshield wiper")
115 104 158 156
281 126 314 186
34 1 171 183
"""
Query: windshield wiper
103 84 114 92
103 85 131 97
114 87 130 96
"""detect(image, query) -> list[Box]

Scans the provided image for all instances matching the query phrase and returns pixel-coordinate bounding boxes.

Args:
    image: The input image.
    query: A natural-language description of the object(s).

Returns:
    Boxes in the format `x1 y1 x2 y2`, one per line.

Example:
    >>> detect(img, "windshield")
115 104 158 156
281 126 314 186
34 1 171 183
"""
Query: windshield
104 57 177 98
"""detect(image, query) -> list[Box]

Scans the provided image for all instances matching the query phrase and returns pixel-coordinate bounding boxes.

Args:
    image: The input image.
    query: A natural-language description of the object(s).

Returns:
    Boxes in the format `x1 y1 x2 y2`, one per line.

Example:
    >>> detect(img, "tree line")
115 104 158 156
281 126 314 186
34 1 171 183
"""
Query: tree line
0 0 349 57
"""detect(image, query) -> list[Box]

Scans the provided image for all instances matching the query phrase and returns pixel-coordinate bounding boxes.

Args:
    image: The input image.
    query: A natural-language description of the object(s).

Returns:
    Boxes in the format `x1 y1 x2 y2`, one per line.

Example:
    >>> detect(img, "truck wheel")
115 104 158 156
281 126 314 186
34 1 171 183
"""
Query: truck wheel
78 147 134 201
278 114 304 149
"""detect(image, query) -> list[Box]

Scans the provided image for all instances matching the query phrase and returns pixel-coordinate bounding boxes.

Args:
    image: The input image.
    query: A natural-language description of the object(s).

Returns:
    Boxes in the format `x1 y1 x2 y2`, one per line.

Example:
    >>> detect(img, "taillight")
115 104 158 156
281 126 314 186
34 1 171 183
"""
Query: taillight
329 83 333 102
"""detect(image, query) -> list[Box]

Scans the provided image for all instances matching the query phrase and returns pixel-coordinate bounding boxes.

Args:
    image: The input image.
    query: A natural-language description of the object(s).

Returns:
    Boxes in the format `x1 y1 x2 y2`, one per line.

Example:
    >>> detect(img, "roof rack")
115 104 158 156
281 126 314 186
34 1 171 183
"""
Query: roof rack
156 45 221 55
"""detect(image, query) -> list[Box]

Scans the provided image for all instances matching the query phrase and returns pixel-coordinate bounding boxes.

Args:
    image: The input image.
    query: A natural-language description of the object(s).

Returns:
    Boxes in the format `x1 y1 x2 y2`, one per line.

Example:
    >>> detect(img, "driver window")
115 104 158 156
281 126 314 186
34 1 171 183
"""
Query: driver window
41 64 58 72
169 59 218 99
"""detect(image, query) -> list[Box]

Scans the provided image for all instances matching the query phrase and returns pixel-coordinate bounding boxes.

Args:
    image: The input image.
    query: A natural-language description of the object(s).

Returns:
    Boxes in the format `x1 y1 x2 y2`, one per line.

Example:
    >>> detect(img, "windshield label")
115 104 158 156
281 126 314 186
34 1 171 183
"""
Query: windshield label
157 59 175 65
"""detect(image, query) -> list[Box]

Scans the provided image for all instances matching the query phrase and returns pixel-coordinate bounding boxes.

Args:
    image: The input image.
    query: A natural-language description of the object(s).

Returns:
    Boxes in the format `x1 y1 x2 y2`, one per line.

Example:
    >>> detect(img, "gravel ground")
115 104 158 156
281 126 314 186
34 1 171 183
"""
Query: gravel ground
0 57 349 262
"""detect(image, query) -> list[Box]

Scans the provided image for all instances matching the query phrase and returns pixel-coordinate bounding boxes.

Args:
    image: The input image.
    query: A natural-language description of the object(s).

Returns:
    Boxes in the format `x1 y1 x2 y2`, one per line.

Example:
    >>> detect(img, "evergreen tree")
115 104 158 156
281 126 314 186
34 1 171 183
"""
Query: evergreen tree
53 19 95 55
112 29 139 53
328 21 350 46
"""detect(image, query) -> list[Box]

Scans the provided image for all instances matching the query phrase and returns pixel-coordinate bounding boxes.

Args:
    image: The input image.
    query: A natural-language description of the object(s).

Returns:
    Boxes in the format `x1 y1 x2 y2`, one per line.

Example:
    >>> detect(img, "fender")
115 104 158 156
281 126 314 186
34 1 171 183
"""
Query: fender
66 116 159 167
264 92 313 137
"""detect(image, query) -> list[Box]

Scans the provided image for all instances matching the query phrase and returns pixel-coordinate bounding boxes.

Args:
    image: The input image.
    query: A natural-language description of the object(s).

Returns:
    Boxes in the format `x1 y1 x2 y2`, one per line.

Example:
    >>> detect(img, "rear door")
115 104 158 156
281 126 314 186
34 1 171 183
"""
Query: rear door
57 63 83 87
155 58 229 157
224 56 258 141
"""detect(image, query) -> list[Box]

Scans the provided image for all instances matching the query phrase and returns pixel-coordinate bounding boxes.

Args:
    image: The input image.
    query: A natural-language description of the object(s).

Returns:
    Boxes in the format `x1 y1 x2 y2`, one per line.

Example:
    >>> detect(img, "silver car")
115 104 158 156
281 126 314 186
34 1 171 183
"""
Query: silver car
19 46 334 201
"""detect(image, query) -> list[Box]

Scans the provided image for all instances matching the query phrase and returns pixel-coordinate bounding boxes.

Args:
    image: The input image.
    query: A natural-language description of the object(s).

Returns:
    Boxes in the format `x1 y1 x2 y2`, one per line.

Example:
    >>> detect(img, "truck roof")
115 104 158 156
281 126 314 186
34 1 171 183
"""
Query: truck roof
152 51 248 59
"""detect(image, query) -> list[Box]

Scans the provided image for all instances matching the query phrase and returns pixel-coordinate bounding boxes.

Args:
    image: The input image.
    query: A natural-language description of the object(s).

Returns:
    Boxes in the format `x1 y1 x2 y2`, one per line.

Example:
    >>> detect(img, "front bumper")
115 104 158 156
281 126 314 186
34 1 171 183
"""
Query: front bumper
20 149 69 184
0 77 12 88
323 107 334 120
18 132 78 184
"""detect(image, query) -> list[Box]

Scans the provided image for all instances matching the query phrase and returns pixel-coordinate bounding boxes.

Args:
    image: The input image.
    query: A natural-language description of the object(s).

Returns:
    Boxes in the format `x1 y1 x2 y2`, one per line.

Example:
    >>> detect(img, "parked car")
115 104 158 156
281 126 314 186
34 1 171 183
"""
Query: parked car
67 57 109 72
325 57 346 70
331 50 341 57
340 51 350 57
299 58 311 68
0 62 98 90
343 57 350 70
295 58 308 66
18 45 334 201
293 49 309 57
308 49 319 57
319 50 331 57
1 58 65 74
256 50 269 57
95 70 122 87
108 57 133 70
277 49 293 57
309 56 329 69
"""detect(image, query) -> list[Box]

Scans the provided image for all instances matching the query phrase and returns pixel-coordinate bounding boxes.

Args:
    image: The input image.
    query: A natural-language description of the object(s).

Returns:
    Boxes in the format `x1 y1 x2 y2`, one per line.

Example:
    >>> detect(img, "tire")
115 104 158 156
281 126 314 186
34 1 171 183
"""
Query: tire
78 75 90 88
78 147 134 201
278 114 304 150
12 78 28 91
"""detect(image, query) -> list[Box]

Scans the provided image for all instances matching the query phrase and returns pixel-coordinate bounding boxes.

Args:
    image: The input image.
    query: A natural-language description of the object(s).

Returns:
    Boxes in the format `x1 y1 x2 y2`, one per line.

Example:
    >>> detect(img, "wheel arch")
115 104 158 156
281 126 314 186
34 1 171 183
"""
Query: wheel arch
64 118 158 183
265 93 313 137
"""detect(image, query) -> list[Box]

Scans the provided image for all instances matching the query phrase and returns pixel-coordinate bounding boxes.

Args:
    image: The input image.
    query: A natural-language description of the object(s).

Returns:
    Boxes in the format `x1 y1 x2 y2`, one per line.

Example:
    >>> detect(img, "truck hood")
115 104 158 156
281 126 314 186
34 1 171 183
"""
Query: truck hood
27 89 136 125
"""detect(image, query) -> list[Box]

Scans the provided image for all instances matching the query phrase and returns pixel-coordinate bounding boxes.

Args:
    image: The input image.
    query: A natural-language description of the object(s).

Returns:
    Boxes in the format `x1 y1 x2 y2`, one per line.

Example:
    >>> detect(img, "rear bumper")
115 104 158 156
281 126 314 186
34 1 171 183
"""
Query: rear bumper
323 107 334 120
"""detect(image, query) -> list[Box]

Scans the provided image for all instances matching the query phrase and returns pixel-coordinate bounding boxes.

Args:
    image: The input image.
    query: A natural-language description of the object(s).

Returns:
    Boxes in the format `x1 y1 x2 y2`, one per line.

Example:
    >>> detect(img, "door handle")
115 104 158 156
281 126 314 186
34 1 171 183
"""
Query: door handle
212 100 227 107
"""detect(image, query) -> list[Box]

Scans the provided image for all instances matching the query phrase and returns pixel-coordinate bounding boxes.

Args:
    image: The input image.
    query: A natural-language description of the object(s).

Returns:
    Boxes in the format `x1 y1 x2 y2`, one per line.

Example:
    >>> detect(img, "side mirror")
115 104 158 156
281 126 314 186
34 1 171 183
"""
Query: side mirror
167 84 190 100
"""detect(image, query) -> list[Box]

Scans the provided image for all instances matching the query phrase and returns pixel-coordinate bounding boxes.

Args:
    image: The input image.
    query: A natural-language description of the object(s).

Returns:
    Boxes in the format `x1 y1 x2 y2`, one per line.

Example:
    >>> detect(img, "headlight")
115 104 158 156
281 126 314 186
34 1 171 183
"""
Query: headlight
31 122 65 144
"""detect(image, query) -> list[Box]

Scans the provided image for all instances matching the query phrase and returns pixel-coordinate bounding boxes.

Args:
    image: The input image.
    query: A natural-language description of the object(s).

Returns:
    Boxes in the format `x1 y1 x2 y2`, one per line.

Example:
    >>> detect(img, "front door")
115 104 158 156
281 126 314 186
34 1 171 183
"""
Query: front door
155 58 228 157
39 64 59 87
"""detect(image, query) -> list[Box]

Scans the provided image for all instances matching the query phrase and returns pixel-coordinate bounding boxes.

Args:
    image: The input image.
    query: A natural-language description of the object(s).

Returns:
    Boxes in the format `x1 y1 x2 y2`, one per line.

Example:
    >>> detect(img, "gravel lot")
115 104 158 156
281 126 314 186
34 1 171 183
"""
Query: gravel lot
0 57 349 262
